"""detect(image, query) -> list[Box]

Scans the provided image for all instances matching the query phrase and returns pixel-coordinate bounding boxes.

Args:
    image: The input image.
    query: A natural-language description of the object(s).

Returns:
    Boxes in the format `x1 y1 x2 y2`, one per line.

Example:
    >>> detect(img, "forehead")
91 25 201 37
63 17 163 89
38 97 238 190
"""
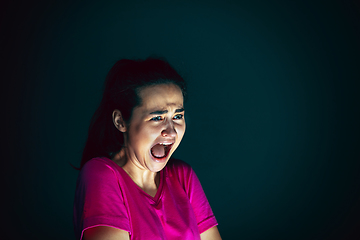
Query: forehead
137 83 184 112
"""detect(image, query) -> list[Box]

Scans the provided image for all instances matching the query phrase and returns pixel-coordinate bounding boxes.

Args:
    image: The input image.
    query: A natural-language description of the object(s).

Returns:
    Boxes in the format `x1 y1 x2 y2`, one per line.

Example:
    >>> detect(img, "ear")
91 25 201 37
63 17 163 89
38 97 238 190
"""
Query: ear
112 109 127 132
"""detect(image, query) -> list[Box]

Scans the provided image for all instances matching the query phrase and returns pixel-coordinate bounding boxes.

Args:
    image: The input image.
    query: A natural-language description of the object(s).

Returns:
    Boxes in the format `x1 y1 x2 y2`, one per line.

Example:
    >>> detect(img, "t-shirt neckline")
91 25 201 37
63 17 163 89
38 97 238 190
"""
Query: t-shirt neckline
102 157 165 204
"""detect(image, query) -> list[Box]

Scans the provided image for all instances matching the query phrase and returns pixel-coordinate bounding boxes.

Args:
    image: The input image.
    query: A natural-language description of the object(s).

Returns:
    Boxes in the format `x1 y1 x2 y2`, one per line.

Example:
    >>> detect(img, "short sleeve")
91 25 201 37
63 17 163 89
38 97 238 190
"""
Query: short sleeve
174 160 218 234
73 158 130 240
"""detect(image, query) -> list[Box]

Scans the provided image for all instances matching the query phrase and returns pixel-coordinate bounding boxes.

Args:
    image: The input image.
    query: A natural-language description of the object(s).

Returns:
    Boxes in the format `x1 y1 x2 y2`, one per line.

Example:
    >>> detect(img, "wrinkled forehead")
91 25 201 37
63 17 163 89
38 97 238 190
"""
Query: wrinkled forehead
137 83 184 110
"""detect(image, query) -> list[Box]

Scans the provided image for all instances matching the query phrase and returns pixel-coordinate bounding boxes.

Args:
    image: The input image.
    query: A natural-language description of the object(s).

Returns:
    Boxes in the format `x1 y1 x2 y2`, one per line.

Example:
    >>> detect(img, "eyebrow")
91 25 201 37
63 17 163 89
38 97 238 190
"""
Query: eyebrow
149 108 184 115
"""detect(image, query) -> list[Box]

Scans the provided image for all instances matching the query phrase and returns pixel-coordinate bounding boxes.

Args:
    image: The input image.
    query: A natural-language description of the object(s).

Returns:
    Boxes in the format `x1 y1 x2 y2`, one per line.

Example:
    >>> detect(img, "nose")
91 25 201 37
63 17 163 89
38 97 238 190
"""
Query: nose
161 122 176 138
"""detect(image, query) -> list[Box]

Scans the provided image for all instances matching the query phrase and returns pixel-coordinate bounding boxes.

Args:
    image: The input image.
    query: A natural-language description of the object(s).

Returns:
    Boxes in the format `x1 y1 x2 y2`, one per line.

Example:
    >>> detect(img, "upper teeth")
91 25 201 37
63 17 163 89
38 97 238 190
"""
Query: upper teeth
160 143 172 145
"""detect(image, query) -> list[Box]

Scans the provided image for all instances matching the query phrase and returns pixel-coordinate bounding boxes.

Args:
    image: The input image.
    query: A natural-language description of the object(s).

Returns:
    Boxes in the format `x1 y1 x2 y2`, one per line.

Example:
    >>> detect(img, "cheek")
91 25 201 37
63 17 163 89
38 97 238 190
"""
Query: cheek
128 124 149 147
132 126 159 147
177 124 186 139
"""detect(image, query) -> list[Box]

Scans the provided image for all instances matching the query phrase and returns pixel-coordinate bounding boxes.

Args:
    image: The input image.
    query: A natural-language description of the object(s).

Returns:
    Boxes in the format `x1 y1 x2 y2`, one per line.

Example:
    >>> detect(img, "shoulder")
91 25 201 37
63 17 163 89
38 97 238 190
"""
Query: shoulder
166 158 193 174
79 157 120 183
165 158 198 187
82 157 118 172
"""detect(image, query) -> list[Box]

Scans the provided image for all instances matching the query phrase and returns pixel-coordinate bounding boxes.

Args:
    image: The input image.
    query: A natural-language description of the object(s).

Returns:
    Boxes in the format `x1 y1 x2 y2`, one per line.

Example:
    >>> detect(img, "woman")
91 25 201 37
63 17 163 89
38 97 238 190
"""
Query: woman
73 58 222 240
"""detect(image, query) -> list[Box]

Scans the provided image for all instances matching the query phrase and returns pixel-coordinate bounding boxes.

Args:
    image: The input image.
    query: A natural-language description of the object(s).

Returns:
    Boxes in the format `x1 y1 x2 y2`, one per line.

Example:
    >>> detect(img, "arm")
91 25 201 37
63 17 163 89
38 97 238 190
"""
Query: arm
200 226 222 240
176 161 221 240
74 159 131 239
83 226 130 240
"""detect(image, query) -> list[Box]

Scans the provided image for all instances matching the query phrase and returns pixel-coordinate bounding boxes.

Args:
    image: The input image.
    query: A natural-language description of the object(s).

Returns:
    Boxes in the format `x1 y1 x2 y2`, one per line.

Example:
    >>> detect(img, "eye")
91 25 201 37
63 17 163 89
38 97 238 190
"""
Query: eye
150 116 163 121
173 114 184 120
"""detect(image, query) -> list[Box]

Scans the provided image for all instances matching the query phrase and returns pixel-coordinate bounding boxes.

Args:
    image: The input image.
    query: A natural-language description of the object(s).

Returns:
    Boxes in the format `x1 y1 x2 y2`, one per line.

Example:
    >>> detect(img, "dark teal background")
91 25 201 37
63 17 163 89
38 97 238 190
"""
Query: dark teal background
2 0 360 239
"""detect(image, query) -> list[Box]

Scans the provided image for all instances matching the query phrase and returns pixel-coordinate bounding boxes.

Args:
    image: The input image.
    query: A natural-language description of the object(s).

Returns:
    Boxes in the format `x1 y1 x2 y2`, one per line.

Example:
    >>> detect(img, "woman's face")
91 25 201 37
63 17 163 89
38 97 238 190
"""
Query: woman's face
123 83 186 173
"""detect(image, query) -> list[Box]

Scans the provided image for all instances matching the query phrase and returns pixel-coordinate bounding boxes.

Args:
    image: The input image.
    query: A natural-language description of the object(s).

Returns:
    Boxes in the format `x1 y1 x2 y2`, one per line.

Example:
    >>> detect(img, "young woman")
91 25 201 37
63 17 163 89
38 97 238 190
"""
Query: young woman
73 58 222 240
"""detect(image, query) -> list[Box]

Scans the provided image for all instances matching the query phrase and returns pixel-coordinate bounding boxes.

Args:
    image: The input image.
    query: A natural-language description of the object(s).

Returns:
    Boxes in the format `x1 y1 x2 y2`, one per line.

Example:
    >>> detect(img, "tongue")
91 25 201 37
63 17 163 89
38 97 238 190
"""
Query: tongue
151 144 166 158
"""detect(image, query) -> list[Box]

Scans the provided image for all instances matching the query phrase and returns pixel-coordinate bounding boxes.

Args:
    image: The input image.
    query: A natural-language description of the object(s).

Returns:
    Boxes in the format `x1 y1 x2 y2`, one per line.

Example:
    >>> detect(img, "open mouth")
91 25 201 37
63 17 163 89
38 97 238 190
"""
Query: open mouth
150 142 173 160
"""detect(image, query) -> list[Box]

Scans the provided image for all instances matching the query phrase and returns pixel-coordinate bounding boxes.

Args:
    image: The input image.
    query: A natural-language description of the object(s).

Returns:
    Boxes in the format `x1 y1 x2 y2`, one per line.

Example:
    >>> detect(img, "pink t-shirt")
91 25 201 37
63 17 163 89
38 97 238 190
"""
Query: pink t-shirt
73 157 217 240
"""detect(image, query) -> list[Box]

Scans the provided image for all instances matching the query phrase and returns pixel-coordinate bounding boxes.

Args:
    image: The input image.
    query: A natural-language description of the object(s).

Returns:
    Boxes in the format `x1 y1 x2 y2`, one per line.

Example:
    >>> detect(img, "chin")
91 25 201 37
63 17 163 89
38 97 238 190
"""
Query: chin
148 152 174 172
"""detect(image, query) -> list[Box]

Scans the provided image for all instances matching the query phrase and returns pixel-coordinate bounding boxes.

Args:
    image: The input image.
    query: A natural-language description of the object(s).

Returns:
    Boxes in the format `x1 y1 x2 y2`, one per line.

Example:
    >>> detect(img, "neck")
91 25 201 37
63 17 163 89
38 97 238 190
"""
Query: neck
112 148 159 196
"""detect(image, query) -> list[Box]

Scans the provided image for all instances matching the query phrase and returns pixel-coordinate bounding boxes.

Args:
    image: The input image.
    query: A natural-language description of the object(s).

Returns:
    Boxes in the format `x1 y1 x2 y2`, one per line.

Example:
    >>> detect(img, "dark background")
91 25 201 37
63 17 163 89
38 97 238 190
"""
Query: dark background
1 0 360 239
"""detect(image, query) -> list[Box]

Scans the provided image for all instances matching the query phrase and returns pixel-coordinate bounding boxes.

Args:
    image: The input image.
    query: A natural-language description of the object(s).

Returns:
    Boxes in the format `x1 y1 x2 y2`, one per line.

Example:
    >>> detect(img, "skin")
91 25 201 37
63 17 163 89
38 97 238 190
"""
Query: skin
83 83 221 240
112 83 186 196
